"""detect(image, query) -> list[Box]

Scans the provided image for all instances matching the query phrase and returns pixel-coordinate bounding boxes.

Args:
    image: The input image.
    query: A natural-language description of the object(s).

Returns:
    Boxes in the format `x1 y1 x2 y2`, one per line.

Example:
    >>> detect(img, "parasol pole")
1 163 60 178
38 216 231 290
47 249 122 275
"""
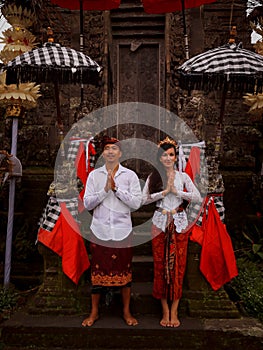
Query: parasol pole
181 0 189 59
4 117 18 287
215 80 228 160
79 0 84 103
54 81 65 157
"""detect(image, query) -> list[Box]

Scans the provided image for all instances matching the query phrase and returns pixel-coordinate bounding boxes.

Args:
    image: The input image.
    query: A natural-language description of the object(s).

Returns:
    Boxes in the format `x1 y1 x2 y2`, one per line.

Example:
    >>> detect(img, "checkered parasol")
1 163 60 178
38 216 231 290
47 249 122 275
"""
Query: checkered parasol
4 42 101 85
178 43 263 93
178 42 263 161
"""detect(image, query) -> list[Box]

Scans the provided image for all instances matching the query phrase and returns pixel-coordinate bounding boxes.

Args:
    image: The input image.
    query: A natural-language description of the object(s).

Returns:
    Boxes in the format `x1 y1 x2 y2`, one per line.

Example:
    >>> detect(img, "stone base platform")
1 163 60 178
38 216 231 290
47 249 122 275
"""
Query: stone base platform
1 311 263 350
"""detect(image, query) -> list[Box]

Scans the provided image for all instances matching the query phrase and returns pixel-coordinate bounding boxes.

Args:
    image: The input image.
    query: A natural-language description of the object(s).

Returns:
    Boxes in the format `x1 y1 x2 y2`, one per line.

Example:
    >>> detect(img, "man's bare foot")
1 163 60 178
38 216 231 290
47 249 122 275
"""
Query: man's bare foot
81 314 99 327
123 312 138 326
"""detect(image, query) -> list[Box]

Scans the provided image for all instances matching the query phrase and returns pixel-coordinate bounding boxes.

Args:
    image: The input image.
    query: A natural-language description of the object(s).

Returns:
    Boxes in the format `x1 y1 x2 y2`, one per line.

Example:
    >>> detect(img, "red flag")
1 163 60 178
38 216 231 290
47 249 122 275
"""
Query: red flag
38 202 90 284
184 146 201 182
199 200 238 290
74 140 96 211
75 141 87 200
190 223 204 245
142 0 216 13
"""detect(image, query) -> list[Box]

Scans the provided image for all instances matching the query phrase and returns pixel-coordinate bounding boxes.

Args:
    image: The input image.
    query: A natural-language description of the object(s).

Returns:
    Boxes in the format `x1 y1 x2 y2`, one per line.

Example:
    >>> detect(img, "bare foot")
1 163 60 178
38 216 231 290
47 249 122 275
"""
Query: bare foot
170 315 180 328
82 314 99 327
123 312 138 326
160 316 170 327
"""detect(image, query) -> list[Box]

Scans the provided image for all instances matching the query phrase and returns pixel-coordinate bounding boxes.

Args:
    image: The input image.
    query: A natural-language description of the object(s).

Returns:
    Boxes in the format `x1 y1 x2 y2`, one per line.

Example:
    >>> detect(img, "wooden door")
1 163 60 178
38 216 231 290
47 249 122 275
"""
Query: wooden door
108 3 166 176
111 40 165 176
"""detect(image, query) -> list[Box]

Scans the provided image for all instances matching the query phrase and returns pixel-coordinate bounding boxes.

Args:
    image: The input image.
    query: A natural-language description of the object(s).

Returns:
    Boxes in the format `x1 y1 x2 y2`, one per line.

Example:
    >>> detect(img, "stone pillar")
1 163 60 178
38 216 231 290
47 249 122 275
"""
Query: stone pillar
29 244 88 315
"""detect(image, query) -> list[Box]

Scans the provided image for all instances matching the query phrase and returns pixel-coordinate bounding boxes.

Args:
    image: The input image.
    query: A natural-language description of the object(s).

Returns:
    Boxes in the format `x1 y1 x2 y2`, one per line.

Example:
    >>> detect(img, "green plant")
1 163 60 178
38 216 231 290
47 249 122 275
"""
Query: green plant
230 258 263 322
238 220 263 262
0 288 17 313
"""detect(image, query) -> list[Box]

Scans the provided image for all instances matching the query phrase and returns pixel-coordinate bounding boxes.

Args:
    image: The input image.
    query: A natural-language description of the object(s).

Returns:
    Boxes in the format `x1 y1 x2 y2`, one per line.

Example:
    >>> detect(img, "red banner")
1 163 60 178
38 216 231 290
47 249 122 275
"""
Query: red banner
199 200 238 290
38 202 90 284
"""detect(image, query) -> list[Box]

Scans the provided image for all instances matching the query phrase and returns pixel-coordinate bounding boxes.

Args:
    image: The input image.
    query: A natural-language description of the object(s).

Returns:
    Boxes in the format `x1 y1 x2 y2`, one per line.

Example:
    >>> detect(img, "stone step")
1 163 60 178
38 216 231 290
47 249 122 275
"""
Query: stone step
1 311 262 350
27 280 240 320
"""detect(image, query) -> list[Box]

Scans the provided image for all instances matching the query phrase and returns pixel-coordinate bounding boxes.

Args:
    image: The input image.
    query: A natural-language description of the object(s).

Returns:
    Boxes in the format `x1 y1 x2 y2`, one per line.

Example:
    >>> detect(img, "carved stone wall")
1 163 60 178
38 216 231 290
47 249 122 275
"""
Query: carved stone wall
168 0 263 231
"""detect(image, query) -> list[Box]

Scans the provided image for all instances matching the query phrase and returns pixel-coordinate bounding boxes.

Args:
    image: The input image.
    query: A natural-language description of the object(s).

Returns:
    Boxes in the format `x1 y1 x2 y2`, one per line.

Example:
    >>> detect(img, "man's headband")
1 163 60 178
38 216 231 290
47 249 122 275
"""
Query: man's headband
101 136 121 149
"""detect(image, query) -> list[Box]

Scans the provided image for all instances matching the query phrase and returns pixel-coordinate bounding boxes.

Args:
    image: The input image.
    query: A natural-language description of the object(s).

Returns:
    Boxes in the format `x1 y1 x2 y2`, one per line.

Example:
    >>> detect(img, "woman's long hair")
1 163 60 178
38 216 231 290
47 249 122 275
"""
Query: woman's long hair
148 143 177 194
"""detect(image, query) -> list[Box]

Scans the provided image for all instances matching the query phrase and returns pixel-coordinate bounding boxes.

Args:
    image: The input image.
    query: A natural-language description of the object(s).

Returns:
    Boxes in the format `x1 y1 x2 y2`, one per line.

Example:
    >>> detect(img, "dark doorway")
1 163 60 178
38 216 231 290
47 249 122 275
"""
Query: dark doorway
109 2 166 176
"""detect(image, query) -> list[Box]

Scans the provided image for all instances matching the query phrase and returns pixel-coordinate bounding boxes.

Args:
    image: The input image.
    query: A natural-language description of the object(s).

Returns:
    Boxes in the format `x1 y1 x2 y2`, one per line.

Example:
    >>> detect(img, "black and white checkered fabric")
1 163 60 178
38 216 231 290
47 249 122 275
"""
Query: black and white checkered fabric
195 195 225 227
178 141 206 174
178 141 225 228
178 141 206 229
38 196 79 232
4 42 101 85
178 43 263 93
67 137 96 168
38 197 61 232
67 142 80 162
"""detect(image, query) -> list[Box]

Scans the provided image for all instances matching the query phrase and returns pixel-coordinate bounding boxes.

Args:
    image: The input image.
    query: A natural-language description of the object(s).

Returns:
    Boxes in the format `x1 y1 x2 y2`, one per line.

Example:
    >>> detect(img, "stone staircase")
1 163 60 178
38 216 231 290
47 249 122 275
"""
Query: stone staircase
2 230 263 349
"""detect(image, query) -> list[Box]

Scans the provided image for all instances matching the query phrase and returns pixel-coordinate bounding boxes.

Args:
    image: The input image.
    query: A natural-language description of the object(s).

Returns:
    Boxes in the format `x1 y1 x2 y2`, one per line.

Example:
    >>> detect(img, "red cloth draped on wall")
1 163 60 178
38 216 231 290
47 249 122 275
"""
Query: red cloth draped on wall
75 140 96 201
193 199 238 290
38 203 90 284
184 146 238 290
184 146 201 182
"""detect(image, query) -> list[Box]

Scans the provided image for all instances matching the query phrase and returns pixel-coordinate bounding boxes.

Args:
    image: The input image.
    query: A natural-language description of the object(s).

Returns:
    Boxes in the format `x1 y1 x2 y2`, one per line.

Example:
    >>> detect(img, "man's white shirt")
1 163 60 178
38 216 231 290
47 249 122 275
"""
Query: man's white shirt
84 164 142 241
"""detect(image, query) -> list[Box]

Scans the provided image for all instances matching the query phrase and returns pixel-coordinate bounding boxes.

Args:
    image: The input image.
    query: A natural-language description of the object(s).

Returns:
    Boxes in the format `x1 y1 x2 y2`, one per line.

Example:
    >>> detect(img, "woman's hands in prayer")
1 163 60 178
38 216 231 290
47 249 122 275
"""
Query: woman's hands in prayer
162 171 177 196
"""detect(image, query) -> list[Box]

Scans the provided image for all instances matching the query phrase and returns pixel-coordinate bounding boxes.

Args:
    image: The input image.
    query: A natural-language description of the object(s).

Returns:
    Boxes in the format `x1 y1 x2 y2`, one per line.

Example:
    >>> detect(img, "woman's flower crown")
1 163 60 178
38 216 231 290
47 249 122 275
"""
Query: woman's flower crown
158 136 177 148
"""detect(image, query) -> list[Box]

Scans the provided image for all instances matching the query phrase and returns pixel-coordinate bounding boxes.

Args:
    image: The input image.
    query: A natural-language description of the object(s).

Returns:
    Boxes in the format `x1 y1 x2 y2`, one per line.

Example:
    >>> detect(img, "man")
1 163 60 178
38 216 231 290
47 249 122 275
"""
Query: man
82 136 142 327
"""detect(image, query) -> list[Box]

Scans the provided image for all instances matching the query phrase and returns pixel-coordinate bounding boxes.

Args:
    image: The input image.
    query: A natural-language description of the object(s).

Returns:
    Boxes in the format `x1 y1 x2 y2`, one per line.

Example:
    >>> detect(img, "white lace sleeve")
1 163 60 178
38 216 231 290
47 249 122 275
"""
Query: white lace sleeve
142 176 164 205
177 172 202 203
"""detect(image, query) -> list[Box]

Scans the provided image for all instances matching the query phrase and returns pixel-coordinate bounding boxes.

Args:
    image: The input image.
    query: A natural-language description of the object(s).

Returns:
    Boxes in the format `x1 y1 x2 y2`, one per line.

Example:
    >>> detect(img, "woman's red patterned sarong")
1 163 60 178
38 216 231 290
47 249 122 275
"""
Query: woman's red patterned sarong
152 221 190 301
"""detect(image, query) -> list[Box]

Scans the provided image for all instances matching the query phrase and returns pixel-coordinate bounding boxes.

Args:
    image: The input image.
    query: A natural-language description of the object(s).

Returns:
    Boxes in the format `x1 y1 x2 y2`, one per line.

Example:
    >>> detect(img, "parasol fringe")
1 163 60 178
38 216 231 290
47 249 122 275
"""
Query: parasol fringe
5 66 101 86
179 73 263 95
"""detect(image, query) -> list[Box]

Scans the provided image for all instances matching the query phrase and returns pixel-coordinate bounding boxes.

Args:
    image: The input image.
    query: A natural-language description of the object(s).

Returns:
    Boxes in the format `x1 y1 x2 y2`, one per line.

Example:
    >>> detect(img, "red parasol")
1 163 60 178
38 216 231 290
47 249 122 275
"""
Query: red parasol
142 0 217 59
50 0 121 11
142 0 216 13
50 1 217 60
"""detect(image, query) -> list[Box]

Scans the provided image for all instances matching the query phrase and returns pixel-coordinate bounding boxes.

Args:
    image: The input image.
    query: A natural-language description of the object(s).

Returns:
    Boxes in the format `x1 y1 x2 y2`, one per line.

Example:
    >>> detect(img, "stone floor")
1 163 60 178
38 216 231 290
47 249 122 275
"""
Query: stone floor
1 308 263 349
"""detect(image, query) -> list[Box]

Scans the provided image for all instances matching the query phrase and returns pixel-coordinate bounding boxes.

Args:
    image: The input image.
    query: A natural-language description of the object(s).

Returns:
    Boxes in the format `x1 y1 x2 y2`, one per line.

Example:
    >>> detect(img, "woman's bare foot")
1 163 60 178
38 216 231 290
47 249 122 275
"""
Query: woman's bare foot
160 314 170 327
81 313 99 327
170 314 180 328
123 312 138 326
170 299 180 327
160 299 170 327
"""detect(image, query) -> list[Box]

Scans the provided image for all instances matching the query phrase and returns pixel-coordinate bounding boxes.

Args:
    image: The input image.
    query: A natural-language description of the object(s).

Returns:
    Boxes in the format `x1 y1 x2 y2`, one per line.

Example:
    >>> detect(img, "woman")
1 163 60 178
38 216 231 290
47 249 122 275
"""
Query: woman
142 137 201 328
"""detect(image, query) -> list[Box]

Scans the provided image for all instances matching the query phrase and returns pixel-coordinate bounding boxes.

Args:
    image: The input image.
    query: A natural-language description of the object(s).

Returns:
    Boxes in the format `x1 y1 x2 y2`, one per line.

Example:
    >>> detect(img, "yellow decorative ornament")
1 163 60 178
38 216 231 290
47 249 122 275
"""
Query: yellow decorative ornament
0 27 38 64
0 73 41 111
0 4 38 64
253 41 263 56
1 5 36 28
242 21 263 118
243 93 263 116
